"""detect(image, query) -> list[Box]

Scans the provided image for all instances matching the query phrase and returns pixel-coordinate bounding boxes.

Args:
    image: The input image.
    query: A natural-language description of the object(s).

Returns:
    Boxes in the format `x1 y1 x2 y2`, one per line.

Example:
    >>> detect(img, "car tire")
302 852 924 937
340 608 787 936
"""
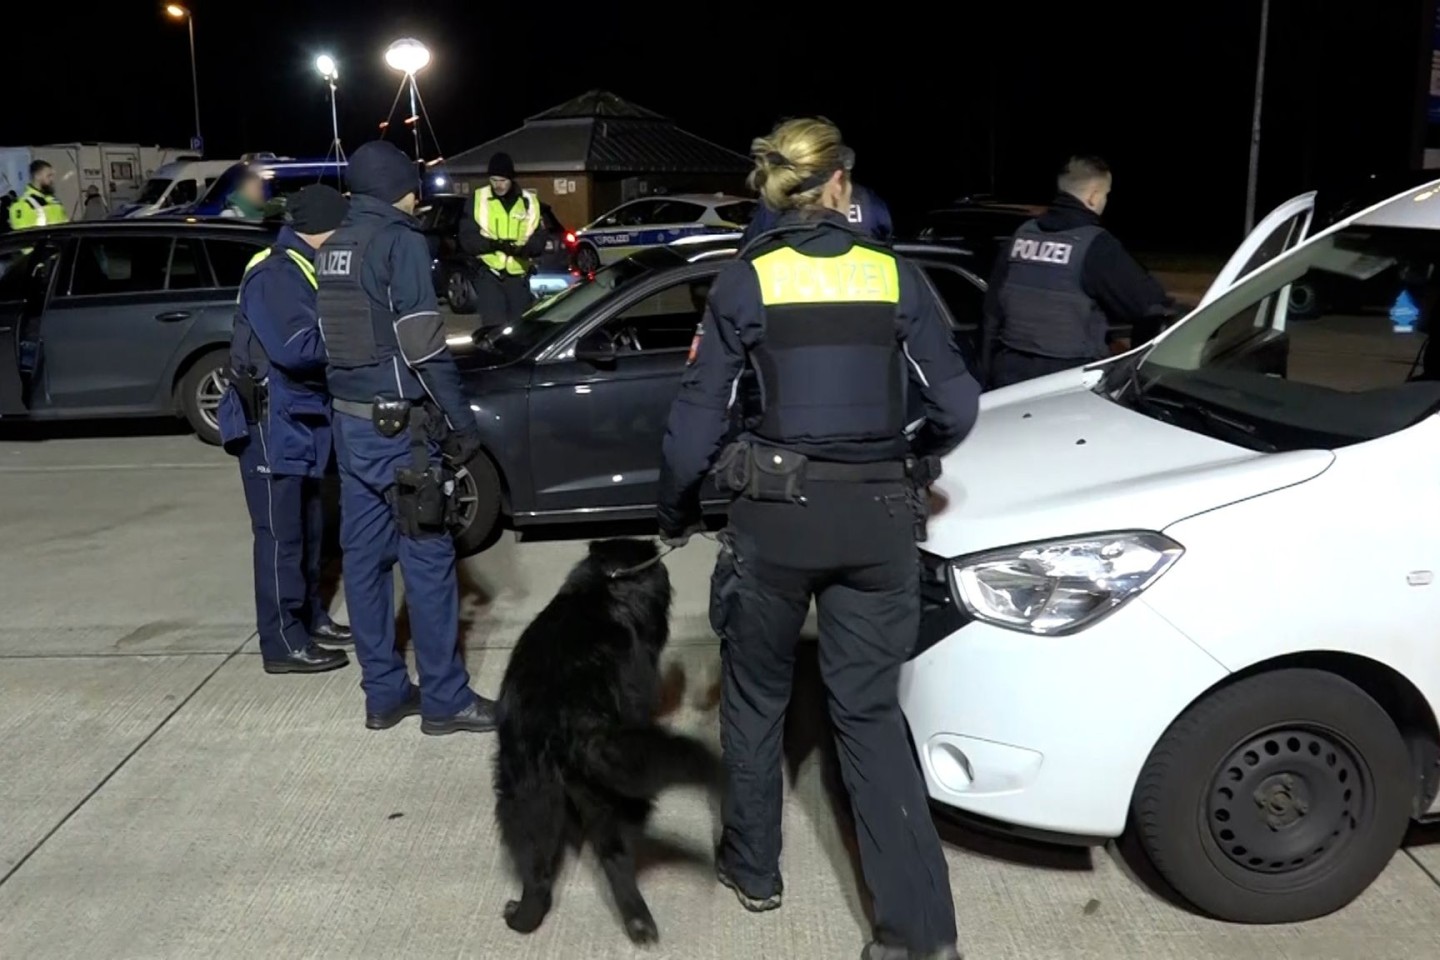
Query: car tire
447 269 478 314
1287 281 1323 319
1132 668 1412 924
178 349 229 446
575 242 600 274
450 450 504 558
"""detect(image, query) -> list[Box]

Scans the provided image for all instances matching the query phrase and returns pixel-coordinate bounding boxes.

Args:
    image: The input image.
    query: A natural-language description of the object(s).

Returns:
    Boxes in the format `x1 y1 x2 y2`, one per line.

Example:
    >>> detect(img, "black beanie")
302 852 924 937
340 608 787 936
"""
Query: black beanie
287 185 349 234
487 152 516 179
348 141 418 203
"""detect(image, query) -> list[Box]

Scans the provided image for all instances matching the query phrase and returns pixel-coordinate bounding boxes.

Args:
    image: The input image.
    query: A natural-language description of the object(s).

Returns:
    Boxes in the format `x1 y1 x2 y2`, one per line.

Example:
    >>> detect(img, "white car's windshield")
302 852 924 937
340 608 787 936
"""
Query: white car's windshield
136 178 172 205
1108 225 1440 451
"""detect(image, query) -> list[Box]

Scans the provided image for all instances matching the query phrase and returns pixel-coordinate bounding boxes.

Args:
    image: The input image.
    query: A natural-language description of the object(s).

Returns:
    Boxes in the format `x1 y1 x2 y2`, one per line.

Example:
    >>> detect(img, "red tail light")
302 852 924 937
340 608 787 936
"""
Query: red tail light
564 231 577 247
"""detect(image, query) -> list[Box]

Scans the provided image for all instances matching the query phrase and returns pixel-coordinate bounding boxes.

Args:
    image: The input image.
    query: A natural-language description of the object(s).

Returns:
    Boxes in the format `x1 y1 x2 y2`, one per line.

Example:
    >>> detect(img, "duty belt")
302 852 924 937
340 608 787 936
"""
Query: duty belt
804 460 908 482
332 398 374 419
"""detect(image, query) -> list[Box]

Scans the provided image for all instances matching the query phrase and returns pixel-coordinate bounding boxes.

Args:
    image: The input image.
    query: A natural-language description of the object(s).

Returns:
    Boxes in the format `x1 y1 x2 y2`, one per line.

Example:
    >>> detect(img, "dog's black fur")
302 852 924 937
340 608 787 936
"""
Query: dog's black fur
494 539 718 943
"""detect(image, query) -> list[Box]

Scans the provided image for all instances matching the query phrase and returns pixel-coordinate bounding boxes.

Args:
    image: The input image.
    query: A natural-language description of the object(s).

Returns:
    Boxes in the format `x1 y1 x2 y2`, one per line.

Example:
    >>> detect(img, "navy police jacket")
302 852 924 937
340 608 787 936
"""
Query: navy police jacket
656 211 981 535
217 226 332 478
739 183 893 249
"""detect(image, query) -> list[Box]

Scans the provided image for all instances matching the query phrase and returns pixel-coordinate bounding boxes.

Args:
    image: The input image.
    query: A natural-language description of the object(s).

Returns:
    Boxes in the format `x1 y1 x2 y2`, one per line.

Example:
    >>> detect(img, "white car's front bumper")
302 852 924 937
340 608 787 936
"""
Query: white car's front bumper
899 566 1229 838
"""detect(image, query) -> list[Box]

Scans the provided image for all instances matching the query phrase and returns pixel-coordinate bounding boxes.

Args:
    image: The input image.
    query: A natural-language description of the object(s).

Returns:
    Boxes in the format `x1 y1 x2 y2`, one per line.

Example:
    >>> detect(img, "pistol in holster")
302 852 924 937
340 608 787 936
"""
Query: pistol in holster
228 367 266 423
373 397 457 538
903 454 943 542
712 441 809 504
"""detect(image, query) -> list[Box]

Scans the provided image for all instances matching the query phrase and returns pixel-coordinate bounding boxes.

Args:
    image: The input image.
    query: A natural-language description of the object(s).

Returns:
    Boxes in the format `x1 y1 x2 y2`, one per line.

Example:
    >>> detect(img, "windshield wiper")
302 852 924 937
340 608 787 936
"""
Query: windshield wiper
1144 393 1277 453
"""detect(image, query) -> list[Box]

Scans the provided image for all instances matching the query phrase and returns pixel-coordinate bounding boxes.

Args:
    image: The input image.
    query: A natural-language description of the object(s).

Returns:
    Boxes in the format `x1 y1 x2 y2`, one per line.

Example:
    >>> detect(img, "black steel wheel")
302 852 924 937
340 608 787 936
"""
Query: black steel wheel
1132 668 1412 923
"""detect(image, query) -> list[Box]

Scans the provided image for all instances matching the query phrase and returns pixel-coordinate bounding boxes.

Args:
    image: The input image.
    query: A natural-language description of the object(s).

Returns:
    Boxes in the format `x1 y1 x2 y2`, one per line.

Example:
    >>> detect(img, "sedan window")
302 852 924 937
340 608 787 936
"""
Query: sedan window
66 237 173 297
603 276 715 353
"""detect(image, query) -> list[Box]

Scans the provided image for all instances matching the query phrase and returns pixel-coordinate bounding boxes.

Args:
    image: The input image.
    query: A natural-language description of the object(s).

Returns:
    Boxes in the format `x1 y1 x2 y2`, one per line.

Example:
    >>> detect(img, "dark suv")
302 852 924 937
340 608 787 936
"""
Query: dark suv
0 219 275 443
914 198 1047 277
417 193 574 317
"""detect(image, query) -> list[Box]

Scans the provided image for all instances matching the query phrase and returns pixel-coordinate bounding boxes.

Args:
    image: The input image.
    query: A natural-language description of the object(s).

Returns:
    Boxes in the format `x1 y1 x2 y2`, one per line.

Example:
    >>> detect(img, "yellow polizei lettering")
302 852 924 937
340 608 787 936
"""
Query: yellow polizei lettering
751 247 900 305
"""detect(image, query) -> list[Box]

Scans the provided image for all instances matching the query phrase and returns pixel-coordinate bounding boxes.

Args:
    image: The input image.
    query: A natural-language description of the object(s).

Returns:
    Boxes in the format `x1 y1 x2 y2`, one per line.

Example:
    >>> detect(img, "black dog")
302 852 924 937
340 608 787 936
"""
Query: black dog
494 539 718 944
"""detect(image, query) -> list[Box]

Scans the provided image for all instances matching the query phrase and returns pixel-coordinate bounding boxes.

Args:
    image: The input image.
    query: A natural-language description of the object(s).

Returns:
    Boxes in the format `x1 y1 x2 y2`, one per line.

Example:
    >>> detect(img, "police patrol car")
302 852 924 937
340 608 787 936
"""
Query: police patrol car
571 194 754 273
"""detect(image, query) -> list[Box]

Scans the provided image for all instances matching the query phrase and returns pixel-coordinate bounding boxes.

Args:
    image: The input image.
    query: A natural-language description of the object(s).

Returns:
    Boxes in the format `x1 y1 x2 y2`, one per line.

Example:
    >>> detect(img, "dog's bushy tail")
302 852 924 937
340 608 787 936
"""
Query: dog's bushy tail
575 727 721 800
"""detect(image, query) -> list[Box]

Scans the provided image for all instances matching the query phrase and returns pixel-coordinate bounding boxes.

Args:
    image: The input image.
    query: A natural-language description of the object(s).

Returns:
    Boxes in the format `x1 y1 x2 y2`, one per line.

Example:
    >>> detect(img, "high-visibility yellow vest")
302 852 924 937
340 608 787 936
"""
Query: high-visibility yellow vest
473 186 540 276
8 186 68 231
242 246 318 290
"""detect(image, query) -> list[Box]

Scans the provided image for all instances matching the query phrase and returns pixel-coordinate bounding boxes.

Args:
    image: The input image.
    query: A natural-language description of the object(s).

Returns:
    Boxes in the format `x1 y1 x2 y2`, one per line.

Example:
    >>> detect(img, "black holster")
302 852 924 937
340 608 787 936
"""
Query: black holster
904 454 944 543
228 367 265 422
374 397 456 538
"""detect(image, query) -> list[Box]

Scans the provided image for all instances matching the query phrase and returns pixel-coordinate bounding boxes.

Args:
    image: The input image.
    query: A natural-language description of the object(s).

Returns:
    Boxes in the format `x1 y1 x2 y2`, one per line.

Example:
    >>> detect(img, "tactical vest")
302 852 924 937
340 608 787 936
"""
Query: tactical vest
473 186 540 276
995 220 1109 361
747 233 907 462
231 246 318 382
315 220 421 404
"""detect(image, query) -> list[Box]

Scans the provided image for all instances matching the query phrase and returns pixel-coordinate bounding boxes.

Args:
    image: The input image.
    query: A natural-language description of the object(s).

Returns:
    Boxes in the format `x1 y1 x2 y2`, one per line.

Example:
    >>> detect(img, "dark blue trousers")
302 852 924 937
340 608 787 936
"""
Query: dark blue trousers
332 412 473 719
238 431 332 661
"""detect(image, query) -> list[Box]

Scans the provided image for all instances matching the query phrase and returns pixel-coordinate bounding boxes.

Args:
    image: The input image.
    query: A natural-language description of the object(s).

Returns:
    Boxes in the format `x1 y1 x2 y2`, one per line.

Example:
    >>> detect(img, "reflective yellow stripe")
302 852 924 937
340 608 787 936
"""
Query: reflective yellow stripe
474 186 540 276
751 246 900 306
241 247 318 290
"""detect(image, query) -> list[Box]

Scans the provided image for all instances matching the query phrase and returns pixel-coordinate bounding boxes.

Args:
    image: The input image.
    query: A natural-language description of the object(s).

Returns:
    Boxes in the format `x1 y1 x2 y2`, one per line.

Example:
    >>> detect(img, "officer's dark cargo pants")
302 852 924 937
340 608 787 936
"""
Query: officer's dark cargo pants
711 479 958 952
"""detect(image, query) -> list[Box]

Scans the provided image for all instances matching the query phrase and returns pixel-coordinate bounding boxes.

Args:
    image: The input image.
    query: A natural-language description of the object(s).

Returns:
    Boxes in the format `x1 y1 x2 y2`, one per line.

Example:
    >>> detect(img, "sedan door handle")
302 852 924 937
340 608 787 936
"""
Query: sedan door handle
155 311 191 322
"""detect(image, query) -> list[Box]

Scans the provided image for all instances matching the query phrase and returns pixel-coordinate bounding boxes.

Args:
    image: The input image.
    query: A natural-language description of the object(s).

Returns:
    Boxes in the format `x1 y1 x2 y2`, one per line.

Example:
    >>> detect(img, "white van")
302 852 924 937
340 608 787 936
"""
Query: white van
902 181 1440 925
118 160 235 218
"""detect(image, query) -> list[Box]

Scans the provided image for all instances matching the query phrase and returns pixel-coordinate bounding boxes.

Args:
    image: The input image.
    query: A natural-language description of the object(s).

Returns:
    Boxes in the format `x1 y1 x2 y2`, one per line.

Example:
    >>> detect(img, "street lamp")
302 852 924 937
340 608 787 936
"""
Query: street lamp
165 4 202 153
384 39 430 164
315 54 344 164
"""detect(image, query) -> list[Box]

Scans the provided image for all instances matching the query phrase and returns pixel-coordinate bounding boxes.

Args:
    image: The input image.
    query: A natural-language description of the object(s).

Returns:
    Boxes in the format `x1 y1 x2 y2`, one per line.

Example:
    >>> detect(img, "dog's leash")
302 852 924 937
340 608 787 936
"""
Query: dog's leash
608 543 678 580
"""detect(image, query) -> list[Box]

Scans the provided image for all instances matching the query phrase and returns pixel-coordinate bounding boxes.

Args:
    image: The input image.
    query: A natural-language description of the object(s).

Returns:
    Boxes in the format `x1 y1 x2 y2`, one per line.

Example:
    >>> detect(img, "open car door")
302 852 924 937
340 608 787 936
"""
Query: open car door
0 238 62 416
1196 192 1316 309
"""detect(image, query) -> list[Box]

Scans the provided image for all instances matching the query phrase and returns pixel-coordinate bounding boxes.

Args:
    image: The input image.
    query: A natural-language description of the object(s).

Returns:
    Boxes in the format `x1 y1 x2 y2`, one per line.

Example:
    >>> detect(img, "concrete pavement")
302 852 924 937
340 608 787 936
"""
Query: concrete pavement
2 410 1440 957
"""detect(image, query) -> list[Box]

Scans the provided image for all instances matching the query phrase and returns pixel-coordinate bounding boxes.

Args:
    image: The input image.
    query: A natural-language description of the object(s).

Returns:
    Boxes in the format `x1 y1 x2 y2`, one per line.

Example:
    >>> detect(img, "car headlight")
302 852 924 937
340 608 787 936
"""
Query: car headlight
951 531 1182 635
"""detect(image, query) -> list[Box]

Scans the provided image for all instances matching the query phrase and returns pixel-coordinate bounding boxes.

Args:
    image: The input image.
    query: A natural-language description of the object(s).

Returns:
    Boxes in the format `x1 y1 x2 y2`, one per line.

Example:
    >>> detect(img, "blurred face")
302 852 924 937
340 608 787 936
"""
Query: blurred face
34 166 54 194
239 176 266 206
489 176 513 196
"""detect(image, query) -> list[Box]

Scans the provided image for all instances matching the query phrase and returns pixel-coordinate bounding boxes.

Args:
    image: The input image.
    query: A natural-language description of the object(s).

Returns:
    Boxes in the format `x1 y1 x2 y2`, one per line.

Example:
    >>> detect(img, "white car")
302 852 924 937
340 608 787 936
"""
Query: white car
571 194 754 273
116 160 235 218
902 181 1440 925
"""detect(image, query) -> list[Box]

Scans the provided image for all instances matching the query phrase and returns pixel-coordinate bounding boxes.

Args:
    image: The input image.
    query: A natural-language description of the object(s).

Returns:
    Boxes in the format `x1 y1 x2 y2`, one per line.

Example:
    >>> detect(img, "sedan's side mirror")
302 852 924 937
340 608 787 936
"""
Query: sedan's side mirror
574 331 616 365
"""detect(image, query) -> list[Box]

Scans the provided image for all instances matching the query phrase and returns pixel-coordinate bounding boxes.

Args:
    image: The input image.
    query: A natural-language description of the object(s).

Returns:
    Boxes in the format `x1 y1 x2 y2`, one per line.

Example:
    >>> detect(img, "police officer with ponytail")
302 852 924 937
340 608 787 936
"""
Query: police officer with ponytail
657 118 979 960
315 141 496 735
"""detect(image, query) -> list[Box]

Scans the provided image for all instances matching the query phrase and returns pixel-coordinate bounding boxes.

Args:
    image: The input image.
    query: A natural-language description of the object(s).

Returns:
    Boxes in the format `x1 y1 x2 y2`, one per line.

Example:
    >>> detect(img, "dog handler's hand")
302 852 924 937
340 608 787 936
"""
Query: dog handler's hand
660 523 702 549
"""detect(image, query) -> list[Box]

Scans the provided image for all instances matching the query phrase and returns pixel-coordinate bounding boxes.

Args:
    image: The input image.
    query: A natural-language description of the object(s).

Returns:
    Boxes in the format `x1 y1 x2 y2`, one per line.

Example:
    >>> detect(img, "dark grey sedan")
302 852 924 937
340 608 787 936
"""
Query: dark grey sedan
447 238 986 555
0 220 276 443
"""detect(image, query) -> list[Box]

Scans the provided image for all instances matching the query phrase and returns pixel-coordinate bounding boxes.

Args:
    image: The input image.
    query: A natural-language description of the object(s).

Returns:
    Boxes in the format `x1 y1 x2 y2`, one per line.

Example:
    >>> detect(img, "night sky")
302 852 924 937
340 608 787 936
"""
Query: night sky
12 1 1432 254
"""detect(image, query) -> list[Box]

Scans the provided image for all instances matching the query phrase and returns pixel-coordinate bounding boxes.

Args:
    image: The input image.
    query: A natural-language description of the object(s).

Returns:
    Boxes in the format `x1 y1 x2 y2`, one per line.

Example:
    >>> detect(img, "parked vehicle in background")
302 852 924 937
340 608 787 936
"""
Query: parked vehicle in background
186 158 346 218
416 193 579 316
903 182 1440 925
915 197 1048 277
0 219 275 444
0 144 196 224
116 160 236 218
441 237 986 555
571 194 755 273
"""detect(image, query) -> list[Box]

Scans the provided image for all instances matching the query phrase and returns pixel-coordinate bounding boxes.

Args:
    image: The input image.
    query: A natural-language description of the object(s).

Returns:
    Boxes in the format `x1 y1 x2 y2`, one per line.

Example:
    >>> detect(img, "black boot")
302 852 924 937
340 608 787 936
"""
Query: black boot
262 643 349 675
311 621 354 647
420 694 498 735
367 685 422 730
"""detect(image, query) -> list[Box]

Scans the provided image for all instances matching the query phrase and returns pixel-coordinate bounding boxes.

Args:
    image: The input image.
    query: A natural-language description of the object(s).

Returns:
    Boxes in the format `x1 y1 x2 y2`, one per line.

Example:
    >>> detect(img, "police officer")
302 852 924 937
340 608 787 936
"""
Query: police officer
315 141 496 735
218 185 354 674
9 160 67 230
740 144 892 246
657 118 979 960
979 155 1174 389
458 152 548 326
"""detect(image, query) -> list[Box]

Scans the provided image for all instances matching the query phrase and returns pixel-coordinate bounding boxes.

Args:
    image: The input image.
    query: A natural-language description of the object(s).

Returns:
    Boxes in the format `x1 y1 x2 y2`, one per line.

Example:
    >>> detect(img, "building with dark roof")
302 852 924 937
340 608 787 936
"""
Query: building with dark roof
446 90 751 228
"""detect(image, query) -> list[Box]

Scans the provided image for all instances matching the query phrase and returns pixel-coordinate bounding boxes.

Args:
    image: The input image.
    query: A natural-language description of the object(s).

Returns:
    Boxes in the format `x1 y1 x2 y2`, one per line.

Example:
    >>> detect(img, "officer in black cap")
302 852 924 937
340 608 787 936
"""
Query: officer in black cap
980 155 1175 389
314 140 496 734
656 117 979 960
458 151 549 326
217 184 354 675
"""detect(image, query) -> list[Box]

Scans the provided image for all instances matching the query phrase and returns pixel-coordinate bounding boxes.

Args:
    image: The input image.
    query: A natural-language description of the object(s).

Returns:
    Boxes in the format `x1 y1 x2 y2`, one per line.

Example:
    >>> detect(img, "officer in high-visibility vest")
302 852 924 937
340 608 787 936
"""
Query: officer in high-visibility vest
657 118 980 960
9 160 68 231
217 184 355 676
458 152 549 325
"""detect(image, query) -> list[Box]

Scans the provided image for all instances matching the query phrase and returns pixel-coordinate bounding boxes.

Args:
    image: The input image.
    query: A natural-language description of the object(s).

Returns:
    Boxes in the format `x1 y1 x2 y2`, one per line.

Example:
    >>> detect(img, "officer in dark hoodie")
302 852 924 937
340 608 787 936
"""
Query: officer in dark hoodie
979 155 1174 389
314 140 496 735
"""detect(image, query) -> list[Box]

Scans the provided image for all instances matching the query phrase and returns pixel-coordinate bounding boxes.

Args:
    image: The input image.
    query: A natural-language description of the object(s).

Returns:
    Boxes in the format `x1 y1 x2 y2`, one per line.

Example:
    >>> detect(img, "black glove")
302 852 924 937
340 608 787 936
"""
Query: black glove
499 240 520 257
442 429 483 467
659 520 703 549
